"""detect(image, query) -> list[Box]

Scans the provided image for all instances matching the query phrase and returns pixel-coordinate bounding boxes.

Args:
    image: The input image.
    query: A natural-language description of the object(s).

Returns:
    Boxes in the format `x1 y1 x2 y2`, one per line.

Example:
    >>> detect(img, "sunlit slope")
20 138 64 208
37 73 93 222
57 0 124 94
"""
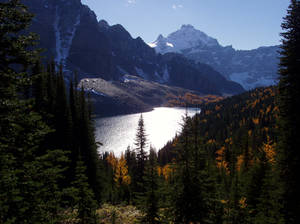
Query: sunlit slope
158 86 278 165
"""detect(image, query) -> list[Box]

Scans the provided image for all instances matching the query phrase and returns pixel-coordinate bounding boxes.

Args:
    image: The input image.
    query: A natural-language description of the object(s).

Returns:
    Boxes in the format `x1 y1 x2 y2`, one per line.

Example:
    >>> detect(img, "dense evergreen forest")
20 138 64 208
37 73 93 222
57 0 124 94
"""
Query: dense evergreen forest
0 0 299 223
0 1 102 222
157 86 281 223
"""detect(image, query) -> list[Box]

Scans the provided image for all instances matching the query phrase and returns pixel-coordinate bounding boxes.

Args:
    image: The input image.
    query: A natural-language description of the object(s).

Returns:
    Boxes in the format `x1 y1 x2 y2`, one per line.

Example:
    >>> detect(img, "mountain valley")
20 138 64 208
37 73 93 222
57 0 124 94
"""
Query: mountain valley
23 0 246 115
22 0 279 116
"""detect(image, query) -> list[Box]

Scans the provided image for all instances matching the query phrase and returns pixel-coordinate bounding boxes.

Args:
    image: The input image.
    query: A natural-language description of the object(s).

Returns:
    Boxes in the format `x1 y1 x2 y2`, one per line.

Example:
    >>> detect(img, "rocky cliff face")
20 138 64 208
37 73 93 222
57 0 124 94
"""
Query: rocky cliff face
150 25 279 90
24 0 244 95
26 0 115 79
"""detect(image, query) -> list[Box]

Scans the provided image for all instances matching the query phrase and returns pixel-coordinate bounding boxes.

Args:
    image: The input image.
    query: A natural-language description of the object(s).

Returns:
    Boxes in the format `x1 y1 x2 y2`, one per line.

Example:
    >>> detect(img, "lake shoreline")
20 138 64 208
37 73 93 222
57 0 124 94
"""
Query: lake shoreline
95 107 200 156
92 105 200 119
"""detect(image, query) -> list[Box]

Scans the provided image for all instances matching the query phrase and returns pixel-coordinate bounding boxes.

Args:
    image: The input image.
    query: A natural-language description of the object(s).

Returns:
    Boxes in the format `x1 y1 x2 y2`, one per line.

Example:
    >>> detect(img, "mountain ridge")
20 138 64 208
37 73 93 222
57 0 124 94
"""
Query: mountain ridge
150 25 279 90
24 0 244 97
149 24 220 53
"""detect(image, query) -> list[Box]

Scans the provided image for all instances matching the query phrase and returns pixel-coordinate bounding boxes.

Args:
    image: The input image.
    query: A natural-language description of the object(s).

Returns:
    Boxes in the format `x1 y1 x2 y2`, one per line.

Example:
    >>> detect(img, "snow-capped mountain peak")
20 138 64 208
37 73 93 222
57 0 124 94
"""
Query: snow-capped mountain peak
148 24 219 54
149 24 279 90
148 34 175 50
169 24 219 47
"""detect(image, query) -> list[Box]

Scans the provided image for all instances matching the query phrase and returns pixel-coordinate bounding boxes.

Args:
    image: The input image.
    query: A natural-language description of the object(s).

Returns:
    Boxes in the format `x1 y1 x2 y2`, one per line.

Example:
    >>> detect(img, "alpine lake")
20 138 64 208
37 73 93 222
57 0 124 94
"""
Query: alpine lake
95 107 200 156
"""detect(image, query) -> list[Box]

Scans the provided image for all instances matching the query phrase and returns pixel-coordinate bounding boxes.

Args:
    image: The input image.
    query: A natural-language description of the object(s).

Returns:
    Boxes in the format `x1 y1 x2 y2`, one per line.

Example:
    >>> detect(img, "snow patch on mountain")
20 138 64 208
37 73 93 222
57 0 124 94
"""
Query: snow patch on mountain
153 71 163 83
121 74 141 83
86 88 108 97
149 24 219 54
229 72 277 90
53 6 81 65
148 42 157 48
166 42 174 48
149 24 279 90
53 7 62 63
117 66 128 76
162 66 170 82
152 67 170 84
135 67 148 79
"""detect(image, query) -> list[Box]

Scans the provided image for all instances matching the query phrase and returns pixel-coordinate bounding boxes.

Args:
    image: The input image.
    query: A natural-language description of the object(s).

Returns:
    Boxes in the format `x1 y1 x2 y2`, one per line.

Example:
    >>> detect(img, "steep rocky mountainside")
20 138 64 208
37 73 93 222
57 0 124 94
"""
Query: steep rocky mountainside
26 0 115 79
150 25 279 90
24 0 244 96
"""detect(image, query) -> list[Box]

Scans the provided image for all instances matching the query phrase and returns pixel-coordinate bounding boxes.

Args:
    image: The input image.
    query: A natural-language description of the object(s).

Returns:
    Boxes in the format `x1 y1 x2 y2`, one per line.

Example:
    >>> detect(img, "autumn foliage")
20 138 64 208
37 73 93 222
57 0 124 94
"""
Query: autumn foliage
164 92 224 107
107 152 131 186
158 86 281 223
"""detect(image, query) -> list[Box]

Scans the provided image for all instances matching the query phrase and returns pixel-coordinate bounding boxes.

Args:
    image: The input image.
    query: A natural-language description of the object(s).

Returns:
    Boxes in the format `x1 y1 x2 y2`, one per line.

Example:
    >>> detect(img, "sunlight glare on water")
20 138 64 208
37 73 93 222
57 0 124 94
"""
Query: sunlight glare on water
95 107 199 156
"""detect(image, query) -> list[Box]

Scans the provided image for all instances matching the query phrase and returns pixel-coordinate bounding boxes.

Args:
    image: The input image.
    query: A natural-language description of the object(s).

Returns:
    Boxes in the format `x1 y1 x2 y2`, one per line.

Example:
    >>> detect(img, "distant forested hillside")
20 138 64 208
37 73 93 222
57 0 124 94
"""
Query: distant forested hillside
159 86 278 165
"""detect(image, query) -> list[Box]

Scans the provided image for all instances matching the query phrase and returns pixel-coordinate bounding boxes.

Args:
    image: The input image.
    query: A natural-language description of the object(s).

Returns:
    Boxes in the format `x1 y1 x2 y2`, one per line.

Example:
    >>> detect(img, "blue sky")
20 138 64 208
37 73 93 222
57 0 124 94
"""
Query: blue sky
81 0 290 50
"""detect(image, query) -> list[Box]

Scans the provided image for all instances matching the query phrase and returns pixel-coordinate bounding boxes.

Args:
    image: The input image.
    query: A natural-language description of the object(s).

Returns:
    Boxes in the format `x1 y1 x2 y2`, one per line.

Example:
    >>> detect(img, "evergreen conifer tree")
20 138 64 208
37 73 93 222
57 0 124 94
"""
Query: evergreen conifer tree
252 162 284 224
0 1 68 222
72 159 98 224
172 113 217 224
133 114 148 200
139 147 160 224
278 0 300 223
77 87 103 202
